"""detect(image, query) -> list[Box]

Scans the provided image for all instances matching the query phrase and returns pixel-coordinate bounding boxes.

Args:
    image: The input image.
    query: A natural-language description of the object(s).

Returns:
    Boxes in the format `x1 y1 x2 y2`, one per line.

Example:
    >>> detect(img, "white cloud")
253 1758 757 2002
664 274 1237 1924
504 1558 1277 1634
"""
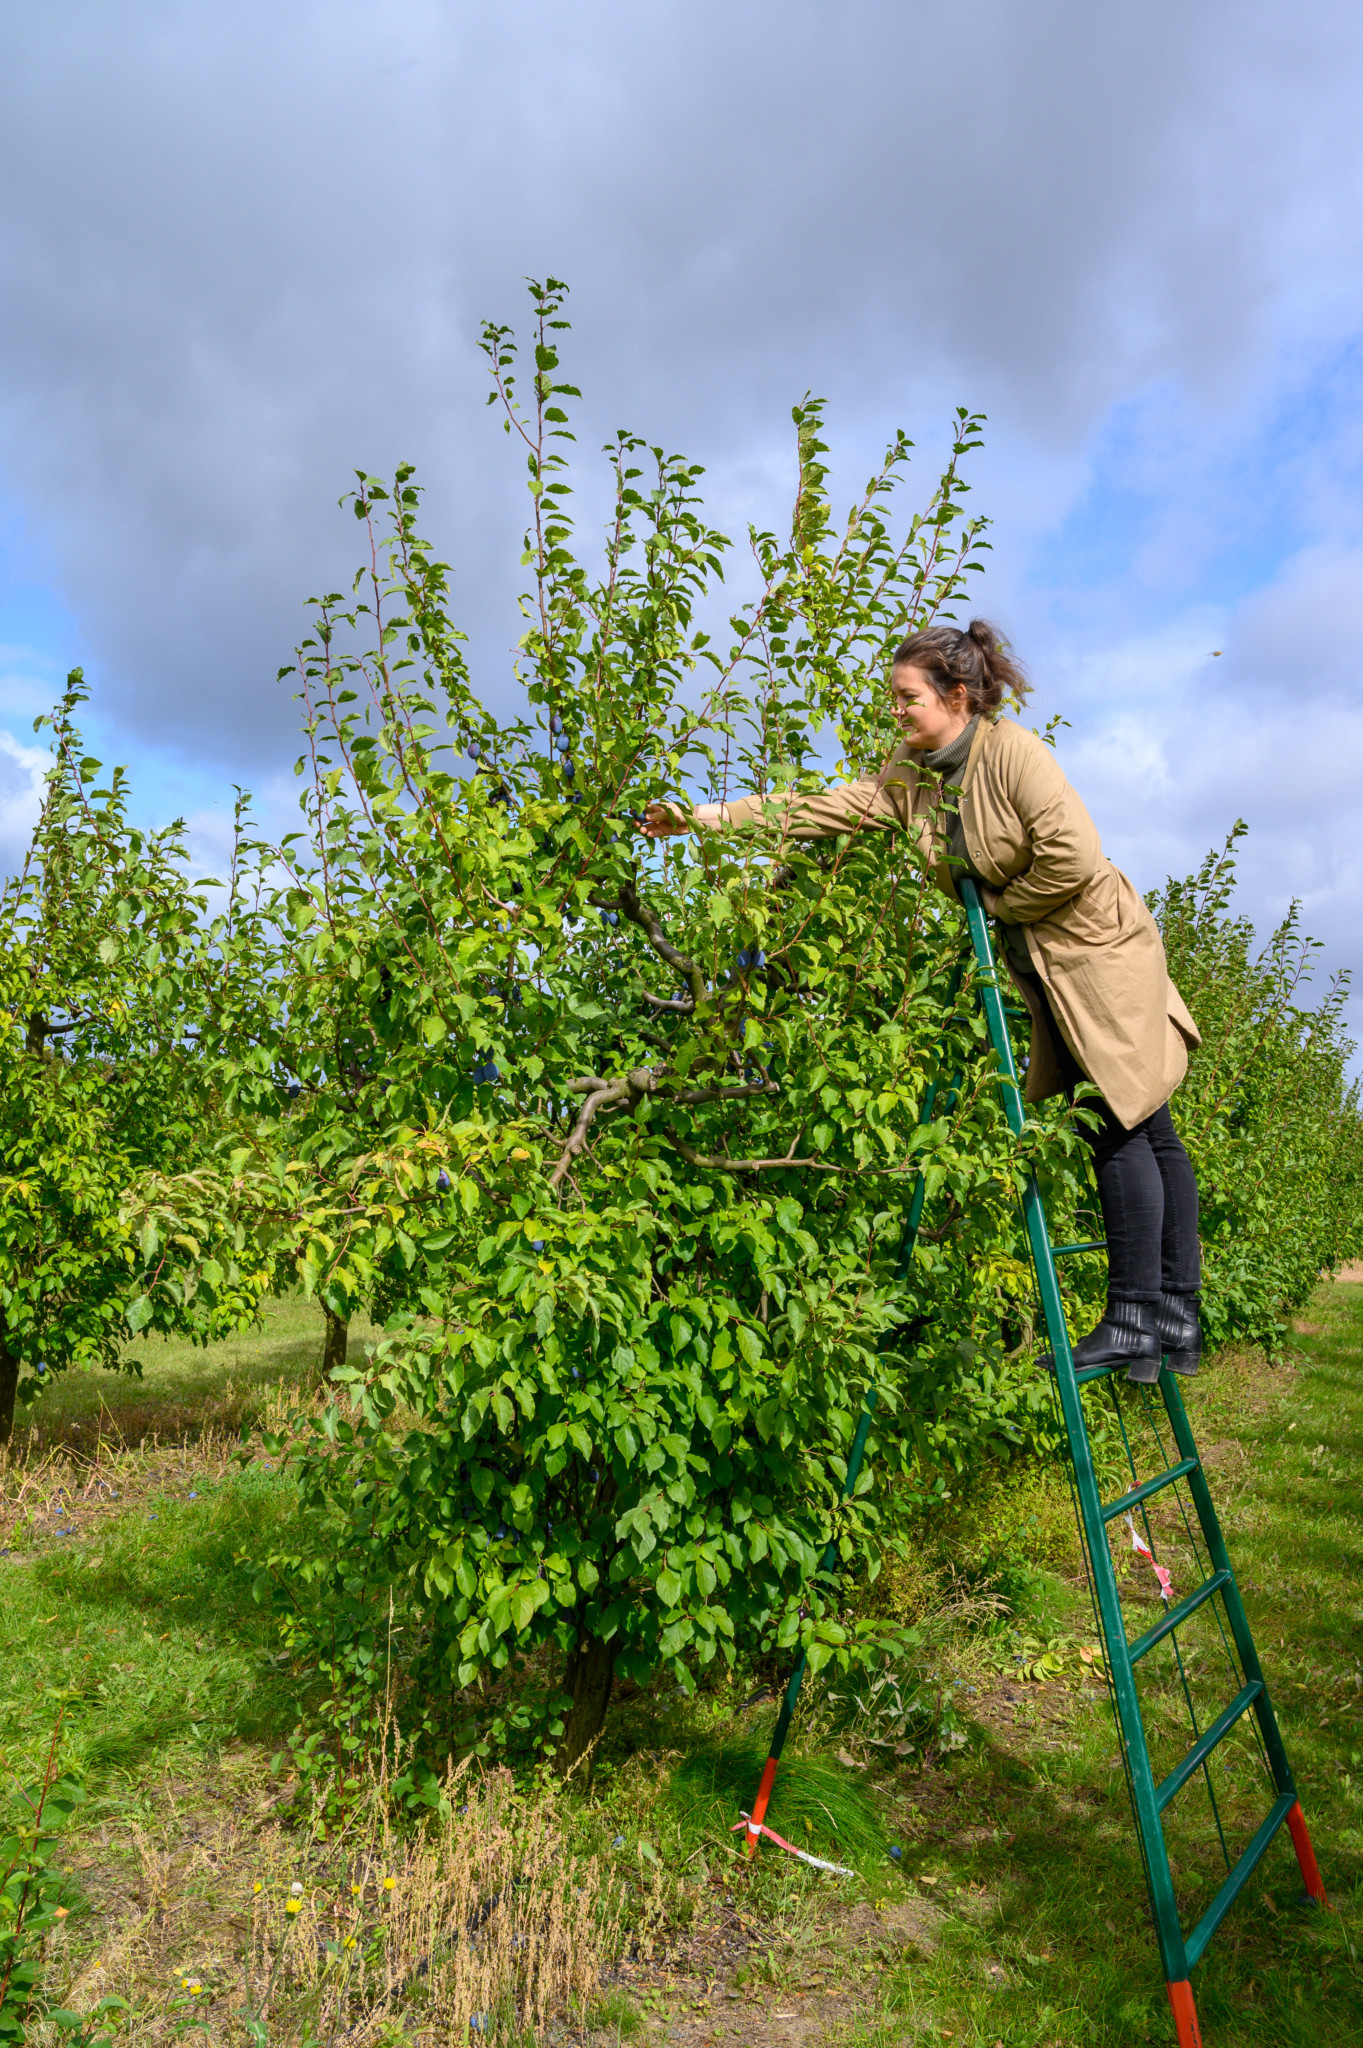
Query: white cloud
0 728 51 874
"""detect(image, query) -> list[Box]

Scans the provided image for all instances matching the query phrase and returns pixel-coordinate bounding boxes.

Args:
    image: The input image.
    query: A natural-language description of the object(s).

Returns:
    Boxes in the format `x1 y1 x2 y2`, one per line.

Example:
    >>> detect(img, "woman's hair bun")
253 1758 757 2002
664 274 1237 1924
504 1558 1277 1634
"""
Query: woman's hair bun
891 617 1030 718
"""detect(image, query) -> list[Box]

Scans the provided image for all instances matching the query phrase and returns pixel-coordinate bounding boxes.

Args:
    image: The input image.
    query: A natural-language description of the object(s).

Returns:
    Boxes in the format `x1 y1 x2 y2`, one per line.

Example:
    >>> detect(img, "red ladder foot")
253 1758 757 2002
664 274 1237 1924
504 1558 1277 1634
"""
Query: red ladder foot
1167 1979 1202 2047
1286 1797 1328 1905
745 1756 778 1860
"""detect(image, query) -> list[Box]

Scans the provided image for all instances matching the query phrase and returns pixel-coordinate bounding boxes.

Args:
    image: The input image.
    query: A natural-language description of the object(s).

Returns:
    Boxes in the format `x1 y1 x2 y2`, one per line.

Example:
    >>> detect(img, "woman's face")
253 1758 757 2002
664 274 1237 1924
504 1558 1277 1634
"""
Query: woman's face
890 664 972 751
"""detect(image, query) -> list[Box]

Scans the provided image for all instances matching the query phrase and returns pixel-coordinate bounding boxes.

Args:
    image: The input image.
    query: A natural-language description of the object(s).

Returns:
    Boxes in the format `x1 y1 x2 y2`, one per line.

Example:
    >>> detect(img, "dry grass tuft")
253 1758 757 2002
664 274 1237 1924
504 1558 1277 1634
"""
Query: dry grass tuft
51 1760 622 2045
242 1768 619 2045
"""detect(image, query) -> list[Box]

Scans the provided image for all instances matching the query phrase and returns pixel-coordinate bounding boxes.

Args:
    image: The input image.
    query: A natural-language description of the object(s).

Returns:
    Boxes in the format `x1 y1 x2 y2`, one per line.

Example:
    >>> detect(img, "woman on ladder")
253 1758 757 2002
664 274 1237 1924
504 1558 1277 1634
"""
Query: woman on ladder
642 620 1203 1383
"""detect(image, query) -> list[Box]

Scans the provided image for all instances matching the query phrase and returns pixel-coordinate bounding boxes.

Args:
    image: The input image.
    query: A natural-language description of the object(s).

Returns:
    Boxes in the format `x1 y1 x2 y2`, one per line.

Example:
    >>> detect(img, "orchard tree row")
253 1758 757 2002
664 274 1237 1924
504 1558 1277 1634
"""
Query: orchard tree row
2 281 1360 1772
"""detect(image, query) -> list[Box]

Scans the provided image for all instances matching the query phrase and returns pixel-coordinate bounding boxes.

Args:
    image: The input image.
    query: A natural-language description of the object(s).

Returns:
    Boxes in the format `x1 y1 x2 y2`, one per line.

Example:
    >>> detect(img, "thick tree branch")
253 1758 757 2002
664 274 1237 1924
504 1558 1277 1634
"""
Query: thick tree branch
564 1070 777 1107
550 1068 779 1193
600 878 708 1010
640 991 696 1013
548 1079 629 1193
665 1130 841 1173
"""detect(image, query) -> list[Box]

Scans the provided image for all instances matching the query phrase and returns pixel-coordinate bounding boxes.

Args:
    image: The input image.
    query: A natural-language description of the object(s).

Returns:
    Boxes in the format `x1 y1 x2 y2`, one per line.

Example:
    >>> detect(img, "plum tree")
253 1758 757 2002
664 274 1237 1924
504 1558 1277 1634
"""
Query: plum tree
250 281 1076 1774
0 683 269 1441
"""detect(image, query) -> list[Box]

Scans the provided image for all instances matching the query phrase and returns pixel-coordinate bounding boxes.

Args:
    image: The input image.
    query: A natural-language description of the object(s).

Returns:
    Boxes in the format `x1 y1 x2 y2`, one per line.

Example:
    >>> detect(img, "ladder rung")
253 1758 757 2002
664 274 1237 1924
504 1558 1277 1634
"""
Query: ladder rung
1156 1681 1264 1813
1184 1792 1297 1968
1052 1238 1107 1257
1129 1569 1232 1665
1101 1457 1199 1524
1044 1358 1122 1386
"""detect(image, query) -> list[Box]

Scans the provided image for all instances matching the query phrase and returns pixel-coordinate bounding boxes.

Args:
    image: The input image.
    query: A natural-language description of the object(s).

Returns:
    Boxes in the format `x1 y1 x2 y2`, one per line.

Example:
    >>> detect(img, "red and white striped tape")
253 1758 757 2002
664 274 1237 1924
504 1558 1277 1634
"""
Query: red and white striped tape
731 1814 854 1877
1126 1514 1173 1604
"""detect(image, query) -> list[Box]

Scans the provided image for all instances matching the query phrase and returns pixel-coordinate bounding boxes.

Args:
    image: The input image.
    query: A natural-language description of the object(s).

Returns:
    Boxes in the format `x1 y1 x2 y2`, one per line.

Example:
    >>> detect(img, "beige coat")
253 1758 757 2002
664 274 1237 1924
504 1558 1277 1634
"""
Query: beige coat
724 716 1200 1129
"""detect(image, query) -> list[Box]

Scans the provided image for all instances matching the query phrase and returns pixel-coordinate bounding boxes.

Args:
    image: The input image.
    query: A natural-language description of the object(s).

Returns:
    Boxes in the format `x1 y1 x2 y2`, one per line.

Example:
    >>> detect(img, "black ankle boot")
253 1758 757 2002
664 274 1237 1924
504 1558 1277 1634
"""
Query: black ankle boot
1155 1291 1201 1377
1044 1298 1162 1382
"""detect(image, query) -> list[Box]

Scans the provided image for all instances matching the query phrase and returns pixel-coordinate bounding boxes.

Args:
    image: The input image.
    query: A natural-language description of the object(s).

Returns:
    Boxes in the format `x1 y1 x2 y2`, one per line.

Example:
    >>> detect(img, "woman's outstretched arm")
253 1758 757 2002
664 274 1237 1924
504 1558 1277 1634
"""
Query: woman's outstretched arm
641 757 916 842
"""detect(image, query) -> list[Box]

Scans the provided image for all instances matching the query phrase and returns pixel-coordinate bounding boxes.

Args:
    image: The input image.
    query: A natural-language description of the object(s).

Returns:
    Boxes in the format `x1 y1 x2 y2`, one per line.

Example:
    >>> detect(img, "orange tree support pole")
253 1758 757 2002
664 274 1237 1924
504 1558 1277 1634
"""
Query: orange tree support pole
744 958 965 1859
1166 1980 1203 2048
743 961 966 1860
1287 1799 1329 1904
743 1393 879 1858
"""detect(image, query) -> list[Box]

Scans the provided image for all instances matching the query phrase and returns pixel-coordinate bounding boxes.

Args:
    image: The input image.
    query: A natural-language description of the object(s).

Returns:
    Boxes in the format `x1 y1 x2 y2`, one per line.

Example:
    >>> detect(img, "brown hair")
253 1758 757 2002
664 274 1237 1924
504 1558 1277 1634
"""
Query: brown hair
891 618 1029 717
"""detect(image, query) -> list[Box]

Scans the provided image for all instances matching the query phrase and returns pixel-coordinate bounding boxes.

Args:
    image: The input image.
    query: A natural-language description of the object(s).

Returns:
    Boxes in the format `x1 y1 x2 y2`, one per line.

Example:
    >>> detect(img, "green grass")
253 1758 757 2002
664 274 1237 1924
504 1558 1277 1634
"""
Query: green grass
785 1287 1363 2044
661 1734 889 1872
6 1294 378 1455
0 1287 1359 2044
0 1463 303 1771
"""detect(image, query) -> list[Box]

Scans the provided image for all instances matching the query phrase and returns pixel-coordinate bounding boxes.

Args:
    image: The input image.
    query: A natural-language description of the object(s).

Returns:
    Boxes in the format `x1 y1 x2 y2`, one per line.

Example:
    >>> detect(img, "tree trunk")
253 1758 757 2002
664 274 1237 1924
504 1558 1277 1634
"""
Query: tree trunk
319 1310 349 1386
558 1628 616 1781
0 1345 19 1448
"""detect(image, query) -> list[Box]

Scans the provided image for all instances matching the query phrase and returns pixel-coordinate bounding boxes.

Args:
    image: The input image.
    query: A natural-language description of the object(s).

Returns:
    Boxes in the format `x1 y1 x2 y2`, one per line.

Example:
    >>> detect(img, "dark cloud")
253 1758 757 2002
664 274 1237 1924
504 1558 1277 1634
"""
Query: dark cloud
4 0 1363 770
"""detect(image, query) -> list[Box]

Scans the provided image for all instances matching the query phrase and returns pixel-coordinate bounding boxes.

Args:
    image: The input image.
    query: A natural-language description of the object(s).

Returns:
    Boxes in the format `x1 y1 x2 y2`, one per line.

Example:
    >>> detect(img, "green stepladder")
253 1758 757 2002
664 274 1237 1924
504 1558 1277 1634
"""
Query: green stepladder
957 876 1327 2045
745 880 1327 2048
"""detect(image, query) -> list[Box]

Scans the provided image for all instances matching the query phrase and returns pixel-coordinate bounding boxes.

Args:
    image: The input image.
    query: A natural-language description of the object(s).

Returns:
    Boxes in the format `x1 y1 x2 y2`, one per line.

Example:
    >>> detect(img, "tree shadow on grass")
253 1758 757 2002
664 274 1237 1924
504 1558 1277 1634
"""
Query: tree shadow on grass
937 1715 1358 2047
0 1468 314 1780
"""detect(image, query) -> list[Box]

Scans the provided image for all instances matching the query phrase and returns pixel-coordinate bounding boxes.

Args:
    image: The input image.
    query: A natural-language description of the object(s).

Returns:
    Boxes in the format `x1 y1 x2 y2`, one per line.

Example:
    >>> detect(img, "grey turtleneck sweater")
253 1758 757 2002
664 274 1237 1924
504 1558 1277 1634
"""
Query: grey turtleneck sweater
920 717 1033 977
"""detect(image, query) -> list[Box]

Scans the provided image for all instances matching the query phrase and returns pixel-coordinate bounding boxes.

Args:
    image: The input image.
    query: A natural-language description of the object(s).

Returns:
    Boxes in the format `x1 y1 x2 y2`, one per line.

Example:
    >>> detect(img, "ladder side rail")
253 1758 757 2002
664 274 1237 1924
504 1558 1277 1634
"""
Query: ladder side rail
1161 1355 1329 1909
958 879 1192 1988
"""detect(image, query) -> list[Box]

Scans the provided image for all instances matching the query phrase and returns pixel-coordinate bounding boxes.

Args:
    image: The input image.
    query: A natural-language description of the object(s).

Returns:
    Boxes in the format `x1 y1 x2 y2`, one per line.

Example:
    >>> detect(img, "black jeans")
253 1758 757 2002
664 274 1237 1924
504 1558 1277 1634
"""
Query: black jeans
1021 972 1201 1303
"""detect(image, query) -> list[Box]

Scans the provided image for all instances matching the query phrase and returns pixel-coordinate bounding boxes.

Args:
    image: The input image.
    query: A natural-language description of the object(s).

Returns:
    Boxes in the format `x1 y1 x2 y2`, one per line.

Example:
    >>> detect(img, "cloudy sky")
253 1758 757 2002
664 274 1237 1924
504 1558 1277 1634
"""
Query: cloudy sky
3 1 1362 1043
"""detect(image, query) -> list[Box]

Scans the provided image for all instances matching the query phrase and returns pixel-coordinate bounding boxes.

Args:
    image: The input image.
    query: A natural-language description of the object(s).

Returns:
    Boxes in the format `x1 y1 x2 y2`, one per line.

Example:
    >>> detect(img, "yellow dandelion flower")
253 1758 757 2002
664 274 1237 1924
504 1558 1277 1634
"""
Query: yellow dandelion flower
383 1875 396 1891
286 1898 302 1915
252 1881 263 1894
351 1882 362 1896
189 1982 203 1996
343 1936 357 1950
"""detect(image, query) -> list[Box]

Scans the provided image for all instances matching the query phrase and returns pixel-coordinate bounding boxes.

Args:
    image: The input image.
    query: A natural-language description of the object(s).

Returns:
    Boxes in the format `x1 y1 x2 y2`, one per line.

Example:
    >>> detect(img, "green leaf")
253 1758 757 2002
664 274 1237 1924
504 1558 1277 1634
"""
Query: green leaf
736 1325 763 1368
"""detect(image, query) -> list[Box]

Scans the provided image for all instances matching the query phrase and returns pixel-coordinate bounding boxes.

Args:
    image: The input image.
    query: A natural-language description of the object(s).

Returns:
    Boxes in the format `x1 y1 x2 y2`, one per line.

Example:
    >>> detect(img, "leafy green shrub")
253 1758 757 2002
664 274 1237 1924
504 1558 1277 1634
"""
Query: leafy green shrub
0 1727 93 2046
52 278 1356 1787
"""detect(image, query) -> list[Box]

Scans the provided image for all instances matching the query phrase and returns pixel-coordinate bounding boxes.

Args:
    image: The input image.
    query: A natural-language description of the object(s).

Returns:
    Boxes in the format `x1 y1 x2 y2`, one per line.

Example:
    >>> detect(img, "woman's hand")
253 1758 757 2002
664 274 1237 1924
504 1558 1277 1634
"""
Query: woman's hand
639 800 729 838
639 801 688 838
